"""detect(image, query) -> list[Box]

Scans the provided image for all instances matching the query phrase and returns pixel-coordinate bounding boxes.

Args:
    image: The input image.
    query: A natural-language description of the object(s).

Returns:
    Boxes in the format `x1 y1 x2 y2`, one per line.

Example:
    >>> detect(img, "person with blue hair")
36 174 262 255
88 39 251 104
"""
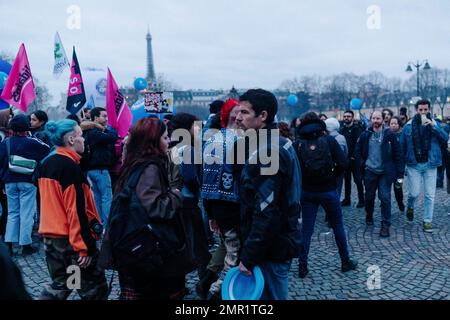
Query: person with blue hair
37 119 108 300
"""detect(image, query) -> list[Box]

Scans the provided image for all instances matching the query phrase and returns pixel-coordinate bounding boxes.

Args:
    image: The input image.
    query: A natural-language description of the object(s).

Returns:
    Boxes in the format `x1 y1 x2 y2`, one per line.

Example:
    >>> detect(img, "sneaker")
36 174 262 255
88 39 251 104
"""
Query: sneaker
356 201 365 208
423 222 433 233
22 245 38 255
195 270 218 299
341 258 358 272
298 263 309 278
341 199 351 207
406 208 414 221
379 225 390 238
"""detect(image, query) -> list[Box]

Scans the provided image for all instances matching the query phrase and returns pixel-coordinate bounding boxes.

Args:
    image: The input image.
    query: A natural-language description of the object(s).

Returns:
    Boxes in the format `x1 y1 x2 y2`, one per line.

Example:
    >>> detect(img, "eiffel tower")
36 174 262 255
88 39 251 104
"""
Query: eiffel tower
146 26 156 88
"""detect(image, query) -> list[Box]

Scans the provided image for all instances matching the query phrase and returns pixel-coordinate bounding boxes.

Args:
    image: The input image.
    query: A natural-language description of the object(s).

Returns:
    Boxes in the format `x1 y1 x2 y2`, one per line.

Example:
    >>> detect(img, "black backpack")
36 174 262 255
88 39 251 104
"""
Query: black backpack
298 136 335 180
99 160 193 279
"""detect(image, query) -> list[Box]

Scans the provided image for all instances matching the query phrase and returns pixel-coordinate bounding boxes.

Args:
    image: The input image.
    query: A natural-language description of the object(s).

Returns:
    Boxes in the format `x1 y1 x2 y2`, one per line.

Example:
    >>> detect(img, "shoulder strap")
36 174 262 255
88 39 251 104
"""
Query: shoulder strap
127 161 154 190
126 159 167 190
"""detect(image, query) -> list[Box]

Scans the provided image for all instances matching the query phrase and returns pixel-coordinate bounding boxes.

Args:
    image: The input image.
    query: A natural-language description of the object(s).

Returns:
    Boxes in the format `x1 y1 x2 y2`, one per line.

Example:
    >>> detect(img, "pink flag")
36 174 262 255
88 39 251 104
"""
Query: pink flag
0 43 36 112
106 68 132 138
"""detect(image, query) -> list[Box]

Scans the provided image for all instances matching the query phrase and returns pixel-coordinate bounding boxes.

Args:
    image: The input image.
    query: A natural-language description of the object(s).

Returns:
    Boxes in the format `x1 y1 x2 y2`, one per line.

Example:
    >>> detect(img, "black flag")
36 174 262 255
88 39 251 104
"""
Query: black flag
66 47 86 114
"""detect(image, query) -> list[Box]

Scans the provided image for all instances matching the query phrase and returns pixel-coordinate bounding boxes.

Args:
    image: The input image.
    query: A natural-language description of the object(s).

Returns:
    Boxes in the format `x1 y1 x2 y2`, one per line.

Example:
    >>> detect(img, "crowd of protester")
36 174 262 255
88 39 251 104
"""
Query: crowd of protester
1 93 450 300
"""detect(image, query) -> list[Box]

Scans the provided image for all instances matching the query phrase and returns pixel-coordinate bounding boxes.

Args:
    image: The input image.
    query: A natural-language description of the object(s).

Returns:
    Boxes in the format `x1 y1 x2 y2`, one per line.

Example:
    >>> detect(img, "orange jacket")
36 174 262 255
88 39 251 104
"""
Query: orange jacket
38 147 101 256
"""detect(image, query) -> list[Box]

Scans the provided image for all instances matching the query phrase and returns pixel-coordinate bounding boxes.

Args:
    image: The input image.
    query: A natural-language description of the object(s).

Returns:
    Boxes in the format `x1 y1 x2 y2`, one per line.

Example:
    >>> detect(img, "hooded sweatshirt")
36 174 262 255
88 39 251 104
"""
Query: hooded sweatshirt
325 118 348 157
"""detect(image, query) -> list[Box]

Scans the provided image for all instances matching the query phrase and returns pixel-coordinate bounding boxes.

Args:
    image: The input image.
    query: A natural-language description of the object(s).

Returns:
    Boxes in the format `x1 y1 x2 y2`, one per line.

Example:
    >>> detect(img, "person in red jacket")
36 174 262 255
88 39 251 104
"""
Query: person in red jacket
38 119 108 300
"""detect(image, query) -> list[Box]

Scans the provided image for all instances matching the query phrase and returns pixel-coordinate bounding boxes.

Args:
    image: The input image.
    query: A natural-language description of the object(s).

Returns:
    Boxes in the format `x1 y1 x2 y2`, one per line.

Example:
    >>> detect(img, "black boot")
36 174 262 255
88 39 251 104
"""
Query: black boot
298 263 309 278
365 212 374 226
7 242 13 256
22 244 38 255
196 270 218 299
379 224 390 238
356 199 365 208
341 258 358 272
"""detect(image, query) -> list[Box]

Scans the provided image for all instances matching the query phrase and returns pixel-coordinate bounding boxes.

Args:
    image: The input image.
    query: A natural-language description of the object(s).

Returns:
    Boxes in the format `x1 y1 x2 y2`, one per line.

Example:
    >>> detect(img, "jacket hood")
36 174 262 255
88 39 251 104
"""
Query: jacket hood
325 118 340 134
298 119 326 140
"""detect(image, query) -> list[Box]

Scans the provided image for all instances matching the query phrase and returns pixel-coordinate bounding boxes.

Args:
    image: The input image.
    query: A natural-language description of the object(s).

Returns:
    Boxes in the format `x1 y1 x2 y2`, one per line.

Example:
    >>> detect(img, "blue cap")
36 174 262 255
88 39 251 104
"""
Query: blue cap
221 266 265 300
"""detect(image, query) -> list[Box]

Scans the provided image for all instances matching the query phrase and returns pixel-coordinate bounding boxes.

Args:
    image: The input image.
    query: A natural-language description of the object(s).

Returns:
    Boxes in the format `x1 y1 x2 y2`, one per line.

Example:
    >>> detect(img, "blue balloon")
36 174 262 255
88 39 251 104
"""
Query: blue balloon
350 98 363 110
0 59 12 110
133 77 148 91
0 71 8 90
287 94 298 106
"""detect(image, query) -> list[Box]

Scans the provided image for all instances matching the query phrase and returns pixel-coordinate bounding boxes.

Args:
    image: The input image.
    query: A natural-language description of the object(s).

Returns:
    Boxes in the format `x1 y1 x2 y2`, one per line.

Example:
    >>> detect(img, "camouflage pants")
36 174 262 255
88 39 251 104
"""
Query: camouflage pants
207 238 226 274
39 238 108 300
208 227 241 295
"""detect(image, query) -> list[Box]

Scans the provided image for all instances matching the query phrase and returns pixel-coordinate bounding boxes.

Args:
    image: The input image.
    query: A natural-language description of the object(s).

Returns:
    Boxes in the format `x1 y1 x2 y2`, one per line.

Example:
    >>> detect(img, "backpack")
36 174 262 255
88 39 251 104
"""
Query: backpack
99 160 193 279
298 136 335 180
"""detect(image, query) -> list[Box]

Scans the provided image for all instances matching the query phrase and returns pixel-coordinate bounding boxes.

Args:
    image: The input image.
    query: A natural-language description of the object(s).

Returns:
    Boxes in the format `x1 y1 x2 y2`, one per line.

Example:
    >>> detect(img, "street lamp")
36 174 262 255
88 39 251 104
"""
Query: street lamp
406 60 431 97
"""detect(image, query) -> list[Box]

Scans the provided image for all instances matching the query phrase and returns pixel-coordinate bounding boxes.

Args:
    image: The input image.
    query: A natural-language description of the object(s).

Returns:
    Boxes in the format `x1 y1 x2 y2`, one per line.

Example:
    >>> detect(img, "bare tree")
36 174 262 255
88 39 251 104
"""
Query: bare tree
152 73 181 91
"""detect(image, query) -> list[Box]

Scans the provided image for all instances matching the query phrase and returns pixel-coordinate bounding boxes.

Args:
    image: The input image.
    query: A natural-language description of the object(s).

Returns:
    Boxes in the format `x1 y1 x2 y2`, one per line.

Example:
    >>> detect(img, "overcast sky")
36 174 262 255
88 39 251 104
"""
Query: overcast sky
1 0 450 105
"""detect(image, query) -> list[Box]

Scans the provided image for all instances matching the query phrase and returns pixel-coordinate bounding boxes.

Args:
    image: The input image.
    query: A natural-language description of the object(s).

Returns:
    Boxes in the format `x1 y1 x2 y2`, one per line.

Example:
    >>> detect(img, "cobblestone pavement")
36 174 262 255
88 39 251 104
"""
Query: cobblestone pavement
12 185 450 300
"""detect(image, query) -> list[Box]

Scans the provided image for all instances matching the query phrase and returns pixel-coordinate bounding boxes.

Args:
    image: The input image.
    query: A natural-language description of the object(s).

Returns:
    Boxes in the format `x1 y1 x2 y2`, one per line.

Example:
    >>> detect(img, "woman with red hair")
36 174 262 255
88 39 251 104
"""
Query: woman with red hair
104 117 193 300
200 98 242 299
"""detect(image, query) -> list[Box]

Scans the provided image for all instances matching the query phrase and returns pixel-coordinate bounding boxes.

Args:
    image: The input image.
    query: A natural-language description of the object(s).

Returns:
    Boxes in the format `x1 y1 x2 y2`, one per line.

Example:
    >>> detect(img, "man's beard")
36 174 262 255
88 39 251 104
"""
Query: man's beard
344 119 351 125
373 123 382 129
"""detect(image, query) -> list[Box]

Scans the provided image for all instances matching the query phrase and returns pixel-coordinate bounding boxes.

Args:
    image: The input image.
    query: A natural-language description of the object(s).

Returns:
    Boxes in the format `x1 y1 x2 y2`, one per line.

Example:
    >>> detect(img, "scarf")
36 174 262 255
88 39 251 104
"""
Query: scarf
411 114 432 163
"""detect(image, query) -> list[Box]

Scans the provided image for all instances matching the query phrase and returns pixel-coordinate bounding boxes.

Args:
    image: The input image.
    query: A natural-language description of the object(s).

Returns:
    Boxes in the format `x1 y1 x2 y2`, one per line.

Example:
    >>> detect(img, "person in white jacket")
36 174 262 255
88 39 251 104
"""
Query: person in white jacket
326 118 348 198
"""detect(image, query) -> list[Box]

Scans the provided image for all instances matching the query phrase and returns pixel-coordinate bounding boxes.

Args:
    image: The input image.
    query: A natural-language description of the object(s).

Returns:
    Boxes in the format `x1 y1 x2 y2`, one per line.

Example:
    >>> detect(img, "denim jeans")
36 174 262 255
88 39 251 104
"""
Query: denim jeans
259 260 291 300
299 190 350 265
336 173 344 200
406 164 437 223
363 170 393 226
4 182 37 246
87 169 112 227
